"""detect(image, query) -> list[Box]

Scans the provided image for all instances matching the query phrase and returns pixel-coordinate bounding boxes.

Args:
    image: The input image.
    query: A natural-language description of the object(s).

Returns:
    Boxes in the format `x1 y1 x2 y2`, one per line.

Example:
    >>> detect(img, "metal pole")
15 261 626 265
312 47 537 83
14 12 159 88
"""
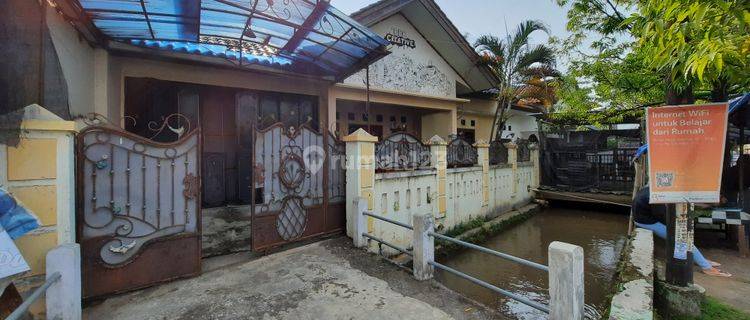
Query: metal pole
365 65 371 133
7 273 61 320
666 203 693 286
429 232 549 272
364 211 413 230
740 123 745 205
430 261 551 314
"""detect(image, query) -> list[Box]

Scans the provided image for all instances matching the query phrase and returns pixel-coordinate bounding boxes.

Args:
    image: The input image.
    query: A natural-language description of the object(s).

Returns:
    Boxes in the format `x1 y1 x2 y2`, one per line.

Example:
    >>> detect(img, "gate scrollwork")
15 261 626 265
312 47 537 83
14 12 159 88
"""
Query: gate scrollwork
253 123 325 247
78 123 200 266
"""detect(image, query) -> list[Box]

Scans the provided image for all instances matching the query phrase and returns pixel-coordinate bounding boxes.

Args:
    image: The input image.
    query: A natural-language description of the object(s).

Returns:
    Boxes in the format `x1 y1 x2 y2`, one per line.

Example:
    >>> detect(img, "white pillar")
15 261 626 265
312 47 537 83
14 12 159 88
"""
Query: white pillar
428 135 447 219
46 243 82 320
529 143 540 188
412 212 435 281
343 129 377 238
548 241 585 320
352 197 368 248
505 142 518 197
474 140 490 207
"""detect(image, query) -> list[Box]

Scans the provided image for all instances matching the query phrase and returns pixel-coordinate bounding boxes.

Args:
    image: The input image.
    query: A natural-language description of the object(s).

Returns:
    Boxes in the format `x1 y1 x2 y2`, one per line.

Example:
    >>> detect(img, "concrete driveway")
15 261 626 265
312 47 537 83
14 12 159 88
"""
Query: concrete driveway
84 237 501 320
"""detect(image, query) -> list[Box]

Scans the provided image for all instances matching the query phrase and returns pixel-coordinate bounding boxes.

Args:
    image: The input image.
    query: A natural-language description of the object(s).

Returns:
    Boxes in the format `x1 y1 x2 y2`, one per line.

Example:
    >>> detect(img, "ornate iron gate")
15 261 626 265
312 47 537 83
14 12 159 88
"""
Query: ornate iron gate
251 123 346 250
76 115 201 298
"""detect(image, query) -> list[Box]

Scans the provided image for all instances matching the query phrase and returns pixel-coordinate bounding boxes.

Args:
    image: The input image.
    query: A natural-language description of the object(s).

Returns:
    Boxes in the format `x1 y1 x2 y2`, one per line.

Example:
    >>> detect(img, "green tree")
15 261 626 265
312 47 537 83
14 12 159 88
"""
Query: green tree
474 20 560 140
630 0 750 102
552 0 665 123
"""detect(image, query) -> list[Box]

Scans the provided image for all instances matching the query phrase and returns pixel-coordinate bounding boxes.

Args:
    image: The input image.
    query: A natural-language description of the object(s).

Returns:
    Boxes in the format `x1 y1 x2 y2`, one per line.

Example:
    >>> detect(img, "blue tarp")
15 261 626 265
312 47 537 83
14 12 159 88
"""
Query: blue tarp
635 93 750 159
76 0 389 78
0 188 40 240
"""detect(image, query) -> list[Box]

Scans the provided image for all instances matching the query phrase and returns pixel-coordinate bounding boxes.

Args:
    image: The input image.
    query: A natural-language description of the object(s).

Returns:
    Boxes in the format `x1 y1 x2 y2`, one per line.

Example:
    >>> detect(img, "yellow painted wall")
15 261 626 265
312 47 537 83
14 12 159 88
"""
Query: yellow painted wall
1 107 76 279
459 98 498 142
421 110 457 140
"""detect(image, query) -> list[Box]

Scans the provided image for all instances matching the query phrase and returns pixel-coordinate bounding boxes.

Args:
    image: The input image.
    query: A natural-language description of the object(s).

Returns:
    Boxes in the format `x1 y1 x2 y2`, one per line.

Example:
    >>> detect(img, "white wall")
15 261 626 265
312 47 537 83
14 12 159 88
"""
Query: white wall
365 156 538 254
344 14 463 98
45 5 99 118
501 109 539 140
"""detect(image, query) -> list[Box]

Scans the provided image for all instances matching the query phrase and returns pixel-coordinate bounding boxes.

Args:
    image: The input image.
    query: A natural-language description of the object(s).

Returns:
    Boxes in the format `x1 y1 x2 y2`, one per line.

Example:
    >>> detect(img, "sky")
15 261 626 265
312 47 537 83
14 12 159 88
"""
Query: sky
331 0 573 52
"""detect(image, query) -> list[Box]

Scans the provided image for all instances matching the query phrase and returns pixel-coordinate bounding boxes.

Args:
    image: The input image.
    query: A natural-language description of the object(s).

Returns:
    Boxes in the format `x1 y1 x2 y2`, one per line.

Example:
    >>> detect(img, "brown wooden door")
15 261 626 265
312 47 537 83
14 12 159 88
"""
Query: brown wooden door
77 122 201 299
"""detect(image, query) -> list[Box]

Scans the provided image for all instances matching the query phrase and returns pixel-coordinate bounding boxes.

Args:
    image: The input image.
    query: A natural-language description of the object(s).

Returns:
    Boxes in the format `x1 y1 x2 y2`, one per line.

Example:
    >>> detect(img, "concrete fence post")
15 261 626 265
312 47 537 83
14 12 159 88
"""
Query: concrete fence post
548 241 585 320
529 143 540 188
474 140 490 207
343 129 377 239
352 197 368 248
412 212 435 281
428 136 448 219
504 142 518 197
46 243 82 320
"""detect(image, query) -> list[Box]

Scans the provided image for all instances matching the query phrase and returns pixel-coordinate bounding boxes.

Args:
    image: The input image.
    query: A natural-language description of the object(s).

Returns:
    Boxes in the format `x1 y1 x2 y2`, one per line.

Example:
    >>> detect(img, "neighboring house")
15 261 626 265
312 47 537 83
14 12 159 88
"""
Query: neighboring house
336 0 500 141
458 90 543 143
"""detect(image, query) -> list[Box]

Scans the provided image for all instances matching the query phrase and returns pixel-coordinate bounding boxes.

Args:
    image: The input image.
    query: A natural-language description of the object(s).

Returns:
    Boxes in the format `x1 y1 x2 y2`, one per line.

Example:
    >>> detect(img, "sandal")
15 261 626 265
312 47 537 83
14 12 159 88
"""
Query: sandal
708 260 721 267
702 267 731 277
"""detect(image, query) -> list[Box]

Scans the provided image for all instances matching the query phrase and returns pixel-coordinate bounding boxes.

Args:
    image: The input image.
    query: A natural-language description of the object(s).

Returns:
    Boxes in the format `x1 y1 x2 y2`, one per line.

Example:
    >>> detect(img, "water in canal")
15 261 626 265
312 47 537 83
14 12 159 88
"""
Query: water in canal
436 207 628 319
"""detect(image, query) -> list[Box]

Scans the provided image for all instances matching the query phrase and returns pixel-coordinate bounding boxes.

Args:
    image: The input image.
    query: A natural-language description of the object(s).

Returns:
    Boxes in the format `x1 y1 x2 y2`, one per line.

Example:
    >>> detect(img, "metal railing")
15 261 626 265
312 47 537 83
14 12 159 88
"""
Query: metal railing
446 136 477 168
429 232 548 272
429 261 550 313
353 198 556 315
7 272 61 320
362 211 414 267
427 231 551 313
375 132 431 172
489 139 509 165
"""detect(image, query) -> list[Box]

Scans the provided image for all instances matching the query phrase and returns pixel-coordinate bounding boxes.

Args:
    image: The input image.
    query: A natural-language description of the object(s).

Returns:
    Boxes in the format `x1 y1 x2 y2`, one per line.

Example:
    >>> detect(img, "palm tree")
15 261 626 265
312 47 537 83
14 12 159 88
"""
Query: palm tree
474 20 559 140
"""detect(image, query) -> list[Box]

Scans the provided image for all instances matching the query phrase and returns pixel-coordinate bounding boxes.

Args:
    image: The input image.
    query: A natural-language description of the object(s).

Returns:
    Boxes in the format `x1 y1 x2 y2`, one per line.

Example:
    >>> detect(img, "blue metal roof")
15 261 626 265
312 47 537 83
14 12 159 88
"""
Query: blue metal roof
75 0 389 78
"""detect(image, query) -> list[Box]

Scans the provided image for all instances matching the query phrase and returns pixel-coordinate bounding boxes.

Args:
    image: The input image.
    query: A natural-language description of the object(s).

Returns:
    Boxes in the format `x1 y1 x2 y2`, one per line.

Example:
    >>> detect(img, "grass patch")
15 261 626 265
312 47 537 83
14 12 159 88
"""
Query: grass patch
436 211 534 257
658 297 750 320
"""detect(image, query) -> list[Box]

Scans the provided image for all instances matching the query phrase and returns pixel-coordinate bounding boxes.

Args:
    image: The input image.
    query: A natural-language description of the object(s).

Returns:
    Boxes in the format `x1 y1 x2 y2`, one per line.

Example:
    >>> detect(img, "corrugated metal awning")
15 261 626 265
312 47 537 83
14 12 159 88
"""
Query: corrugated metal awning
71 0 390 79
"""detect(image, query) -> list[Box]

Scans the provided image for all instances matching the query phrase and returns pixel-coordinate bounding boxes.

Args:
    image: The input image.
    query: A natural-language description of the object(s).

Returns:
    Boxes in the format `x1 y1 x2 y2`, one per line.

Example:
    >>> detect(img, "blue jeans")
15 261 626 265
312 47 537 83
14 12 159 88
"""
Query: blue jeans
635 222 712 270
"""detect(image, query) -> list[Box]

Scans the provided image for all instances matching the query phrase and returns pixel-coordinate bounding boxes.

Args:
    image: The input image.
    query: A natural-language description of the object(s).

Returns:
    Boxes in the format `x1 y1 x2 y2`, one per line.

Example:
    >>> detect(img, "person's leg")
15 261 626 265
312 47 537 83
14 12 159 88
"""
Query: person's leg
635 222 667 239
635 222 713 269
690 246 712 270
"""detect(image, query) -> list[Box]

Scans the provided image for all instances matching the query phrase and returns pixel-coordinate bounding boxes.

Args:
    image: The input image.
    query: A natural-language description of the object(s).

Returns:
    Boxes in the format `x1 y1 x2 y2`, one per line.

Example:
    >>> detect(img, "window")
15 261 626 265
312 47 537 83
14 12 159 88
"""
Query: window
461 119 466 126
400 116 407 123
348 113 355 121
390 116 396 122
508 125 512 130
470 120 475 127
336 112 340 120
362 113 369 121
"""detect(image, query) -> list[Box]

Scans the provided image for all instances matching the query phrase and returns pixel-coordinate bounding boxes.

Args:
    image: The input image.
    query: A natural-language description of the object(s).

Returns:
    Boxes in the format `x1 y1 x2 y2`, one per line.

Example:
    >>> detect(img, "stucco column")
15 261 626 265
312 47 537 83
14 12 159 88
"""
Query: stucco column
428 135 447 219
529 143 540 188
474 140 490 207
343 129 378 238
1 105 77 277
505 142 518 198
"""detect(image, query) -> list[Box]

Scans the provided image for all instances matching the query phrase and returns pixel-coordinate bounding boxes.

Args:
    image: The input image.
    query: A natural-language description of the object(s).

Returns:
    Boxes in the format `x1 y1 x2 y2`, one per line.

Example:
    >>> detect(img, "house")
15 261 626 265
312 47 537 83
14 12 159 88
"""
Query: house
0 0 518 305
335 0 501 141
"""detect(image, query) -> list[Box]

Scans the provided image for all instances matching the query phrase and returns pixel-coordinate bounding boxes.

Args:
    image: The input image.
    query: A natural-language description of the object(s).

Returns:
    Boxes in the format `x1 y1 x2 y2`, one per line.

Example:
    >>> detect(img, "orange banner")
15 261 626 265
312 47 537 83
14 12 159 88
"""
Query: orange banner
646 103 729 204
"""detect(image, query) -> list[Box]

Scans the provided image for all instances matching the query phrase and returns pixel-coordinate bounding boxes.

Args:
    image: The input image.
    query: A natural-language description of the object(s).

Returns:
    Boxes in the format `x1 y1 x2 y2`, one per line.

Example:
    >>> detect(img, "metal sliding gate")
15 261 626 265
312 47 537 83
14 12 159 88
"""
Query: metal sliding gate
76 115 201 298
251 123 346 251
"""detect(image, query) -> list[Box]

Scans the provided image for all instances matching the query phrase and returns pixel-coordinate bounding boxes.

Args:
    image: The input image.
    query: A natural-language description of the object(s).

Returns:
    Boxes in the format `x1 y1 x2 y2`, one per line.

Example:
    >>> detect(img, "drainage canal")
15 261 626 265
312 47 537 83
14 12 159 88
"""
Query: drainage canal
436 206 628 319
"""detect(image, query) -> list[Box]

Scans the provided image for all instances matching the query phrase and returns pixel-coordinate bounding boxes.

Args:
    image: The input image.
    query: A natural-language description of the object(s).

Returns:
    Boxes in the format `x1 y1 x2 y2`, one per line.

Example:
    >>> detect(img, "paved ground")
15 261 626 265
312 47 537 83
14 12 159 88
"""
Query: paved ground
693 248 750 313
654 230 750 313
84 237 502 320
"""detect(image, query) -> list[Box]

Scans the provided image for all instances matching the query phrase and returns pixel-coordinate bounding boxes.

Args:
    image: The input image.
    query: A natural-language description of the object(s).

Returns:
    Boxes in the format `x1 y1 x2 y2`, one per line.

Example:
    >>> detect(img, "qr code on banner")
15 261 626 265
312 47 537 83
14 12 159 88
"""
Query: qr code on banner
656 172 674 187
